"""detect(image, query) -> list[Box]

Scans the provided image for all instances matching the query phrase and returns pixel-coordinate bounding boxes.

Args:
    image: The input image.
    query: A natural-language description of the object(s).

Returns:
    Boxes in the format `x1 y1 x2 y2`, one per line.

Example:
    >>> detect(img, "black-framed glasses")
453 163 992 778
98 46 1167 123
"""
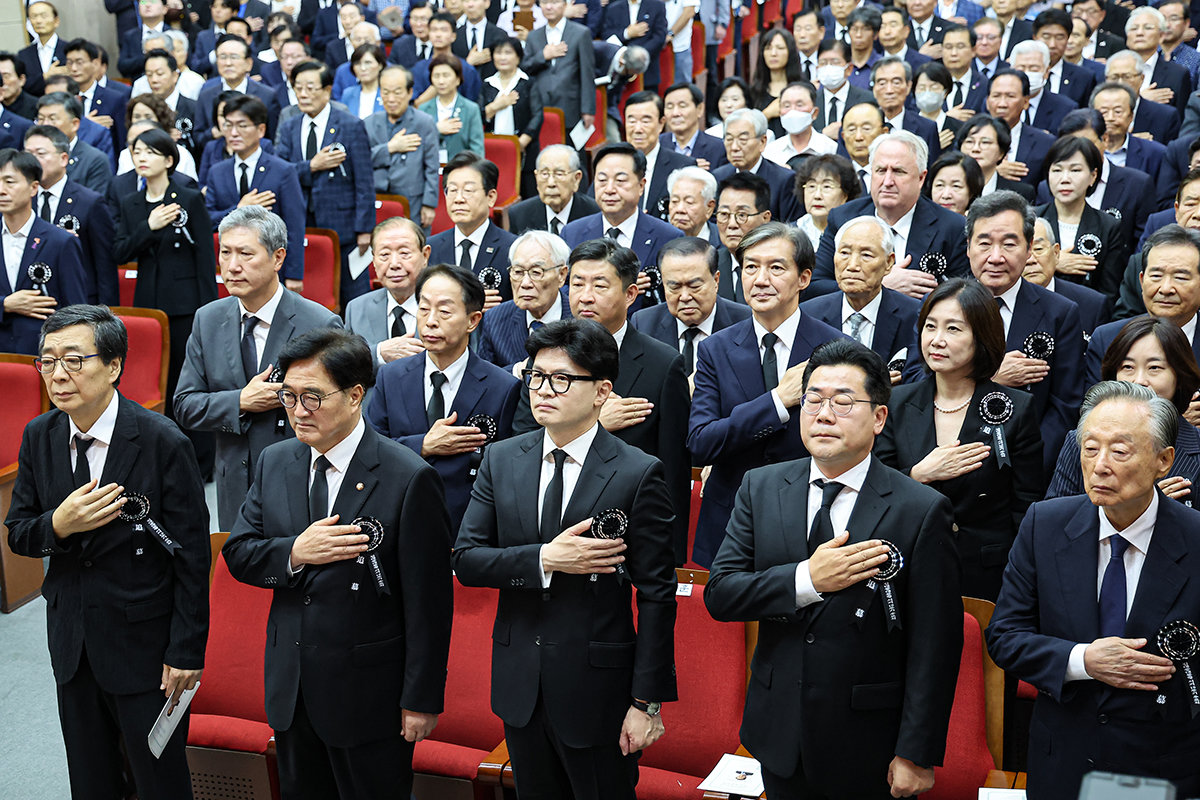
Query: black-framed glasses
34 354 101 373
800 391 875 417
521 369 597 395
715 209 765 225
277 388 345 411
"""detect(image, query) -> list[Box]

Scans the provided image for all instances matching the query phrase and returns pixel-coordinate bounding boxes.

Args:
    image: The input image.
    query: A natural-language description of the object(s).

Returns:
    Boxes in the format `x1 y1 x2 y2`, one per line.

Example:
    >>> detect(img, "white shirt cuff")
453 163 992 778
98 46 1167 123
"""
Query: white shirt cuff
771 388 791 424
375 341 387 366
538 544 553 589
1065 642 1091 682
794 561 823 608
287 555 304 578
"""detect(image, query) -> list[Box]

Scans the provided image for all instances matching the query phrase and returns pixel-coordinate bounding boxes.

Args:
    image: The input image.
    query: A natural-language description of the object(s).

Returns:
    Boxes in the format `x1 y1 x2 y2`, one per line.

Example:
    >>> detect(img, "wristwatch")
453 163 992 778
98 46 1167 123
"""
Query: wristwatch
632 699 662 717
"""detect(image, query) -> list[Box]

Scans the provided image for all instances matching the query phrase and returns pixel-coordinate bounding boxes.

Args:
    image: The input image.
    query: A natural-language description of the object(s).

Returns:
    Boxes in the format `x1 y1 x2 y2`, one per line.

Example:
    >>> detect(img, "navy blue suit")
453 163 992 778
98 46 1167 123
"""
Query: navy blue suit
475 292 572 368
899 110 942 161
428 221 519 302
1156 136 1191 210
366 350 521 532
986 494 1200 800
77 117 116 172
0 109 32 151
56 179 118 306
191 27 219 75
258 60 285 88
711 158 804 224
1054 61 1097 109
17 38 66 97
1124 134 1167 180
1133 97 1181 144
205 150 306 281
1052 278 1110 338
1086 314 1200 387
1029 89 1077 135
686 312 848 567
658 130 728 169
386 35 425 68
195 79 280 151
0 216 87 354
1138 208 1177 251
600 0 669 89
560 211 684 307
958 66 990 112
1037 163 1156 246
810 196 969 297
629 296 751 358
87 83 129 154
1151 53 1192 118
798 287 920 364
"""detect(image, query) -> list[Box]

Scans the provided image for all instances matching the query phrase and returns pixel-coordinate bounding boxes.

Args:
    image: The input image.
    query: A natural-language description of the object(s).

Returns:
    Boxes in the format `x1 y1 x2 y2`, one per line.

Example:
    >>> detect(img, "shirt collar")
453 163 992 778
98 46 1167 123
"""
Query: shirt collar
841 290 882 326
603 210 640 244
303 103 332 134
753 304 802 344
3 210 35 238
424 345 471 390
998 276 1023 308
42 174 66 196
543 420 601 462
238 281 285 325
310 416 366 472
676 305 717 338
809 450 872 489
484 69 528 89
550 196 573 225
38 34 59 52
1182 313 1198 343
613 321 629 349
983 172 998 194
1097 489 1158 552
527 295 564 327
455 217 490 249
672 129 699 152
223 77 249 94
69 388 120 442
235 146 263 174
880 202 917 240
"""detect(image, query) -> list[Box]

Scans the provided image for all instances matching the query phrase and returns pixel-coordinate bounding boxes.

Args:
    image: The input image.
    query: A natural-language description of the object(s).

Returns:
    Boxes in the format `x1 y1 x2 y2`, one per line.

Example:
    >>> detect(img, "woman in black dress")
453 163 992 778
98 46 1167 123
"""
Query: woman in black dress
481 36 543 199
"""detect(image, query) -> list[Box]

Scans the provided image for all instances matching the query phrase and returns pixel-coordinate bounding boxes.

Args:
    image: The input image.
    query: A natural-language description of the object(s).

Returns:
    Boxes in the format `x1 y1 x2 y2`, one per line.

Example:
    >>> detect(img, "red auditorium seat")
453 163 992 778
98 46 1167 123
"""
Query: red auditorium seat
659 47 675 91
375 193 410 224
540 107 566 151
485 134 522 209
112 307 169 413
186 549 280 800
0 353 49 612
118 263 137 307
301 228 342 313
691 22 708 86
432 176 454 235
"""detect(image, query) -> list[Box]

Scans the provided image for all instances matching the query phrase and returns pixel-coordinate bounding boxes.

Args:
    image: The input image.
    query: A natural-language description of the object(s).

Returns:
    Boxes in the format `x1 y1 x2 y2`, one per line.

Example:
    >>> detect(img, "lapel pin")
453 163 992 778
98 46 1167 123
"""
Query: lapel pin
66 197 73 204
356 482 364 491
259 166 265 172
485 246 495 254
170 193 177 199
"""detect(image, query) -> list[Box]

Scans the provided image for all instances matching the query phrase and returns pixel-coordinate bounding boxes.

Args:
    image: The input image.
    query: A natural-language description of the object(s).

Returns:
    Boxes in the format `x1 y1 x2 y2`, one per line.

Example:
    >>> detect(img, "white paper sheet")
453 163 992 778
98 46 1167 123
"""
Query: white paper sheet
147 682 200 759
348 247 374 281
698 753 765 797
569 120 595 149
978 790 1026 799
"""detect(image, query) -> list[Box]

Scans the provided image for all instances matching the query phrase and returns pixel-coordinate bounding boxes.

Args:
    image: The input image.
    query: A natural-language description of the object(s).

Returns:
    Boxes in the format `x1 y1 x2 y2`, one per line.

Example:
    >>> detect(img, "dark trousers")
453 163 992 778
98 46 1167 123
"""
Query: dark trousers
275 689 415 800
56 647 193 800
762 763 894 800
504 693 639 800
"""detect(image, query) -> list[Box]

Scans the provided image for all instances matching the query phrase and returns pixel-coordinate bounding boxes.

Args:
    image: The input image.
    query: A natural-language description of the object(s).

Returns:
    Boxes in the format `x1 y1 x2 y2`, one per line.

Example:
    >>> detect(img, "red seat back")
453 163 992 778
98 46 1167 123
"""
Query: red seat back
687 479 702 568
691 22 706 79
717 20 734 58
485 134 522 209
114 309 168 410
432 176 454 235
375 195 409 224
213 233 230 299
0 357 44 466
428 581 504 750
191 553 272 724
302 229 341 312
118 265 137 307
540 108 566 151
658 47 675 90
926 612 996 799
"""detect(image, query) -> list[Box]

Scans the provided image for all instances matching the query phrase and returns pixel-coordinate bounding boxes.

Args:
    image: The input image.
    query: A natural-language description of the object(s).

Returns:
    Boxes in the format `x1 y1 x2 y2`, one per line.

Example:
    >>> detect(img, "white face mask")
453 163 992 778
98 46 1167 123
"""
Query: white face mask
781 109 814 134
1024 70 1046 94
915 89 946 114
816 64 847 91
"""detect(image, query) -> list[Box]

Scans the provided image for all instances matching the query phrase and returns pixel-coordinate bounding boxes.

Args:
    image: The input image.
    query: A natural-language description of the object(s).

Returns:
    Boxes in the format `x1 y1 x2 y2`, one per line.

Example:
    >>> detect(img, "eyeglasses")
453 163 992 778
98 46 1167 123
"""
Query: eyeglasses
510 265 563 281
444 183 482 197
536 168 573 181
277 388 345 411
800 391 875 416
34 354 101 373
521 369 597 394
715 209 764 225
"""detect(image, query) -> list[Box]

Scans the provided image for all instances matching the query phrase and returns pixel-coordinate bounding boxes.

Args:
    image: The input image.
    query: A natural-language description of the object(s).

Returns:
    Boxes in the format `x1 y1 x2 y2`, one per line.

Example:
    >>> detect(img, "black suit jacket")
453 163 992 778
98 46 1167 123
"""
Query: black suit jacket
1053 278 1111 337
798 288 920 364
56 179 119 306
453 21 509 80
705 455 962 790
998 175 1036 201
223 425 453 748
387 34 428 68
6 396 210 693
1002 19 1034 59
1029 89 1078 136
875 380 1042 600
4 92 39 120
0 215 88 355
658 129 729 169
712 158 804 224
813 85 874 135
629 296 752 356
1055 61 1097 108
1152 53 1193 117
453 426 678 747
906 15 951 49
1015 123 1056 186
1037 163 1153 245
17 37 66 97
643 146 697 222
1133 97 1182 144
504 193 600 234
428 221 519 301
1033 202 1127 299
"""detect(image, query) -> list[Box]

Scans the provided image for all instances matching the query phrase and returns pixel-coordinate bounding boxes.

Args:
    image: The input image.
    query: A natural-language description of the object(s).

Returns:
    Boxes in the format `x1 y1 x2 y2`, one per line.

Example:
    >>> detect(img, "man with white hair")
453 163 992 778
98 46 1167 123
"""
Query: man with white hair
1010 39 1079 134
504 145 601 234
1125 5 1191 116
712 107 804 224
763 81 837 169
801 215 921 383
811 130 970 298
332 21 382 97
666 165 718 240
1103 51 1182 143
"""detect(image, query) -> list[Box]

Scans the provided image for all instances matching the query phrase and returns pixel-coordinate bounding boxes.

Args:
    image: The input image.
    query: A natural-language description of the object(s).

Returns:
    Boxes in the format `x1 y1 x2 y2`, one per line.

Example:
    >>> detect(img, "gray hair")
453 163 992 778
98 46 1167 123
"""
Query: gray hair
219 206 288 253
1076 380 1178 452
1127 6 1168 34
352 21 381 41
869 54 912 85
163 28 190 54
667 166 718 203
1106 49 1147 74
508 230 572 267
735 221 814 272
624 45 650 75
143 32 170 51
868 130 928 174
39 304 128 372
536 144 581 172
1011 39 1051 69
1034 217 1057 247
724 107 769 138
834 215 895 255
965 189 1035 244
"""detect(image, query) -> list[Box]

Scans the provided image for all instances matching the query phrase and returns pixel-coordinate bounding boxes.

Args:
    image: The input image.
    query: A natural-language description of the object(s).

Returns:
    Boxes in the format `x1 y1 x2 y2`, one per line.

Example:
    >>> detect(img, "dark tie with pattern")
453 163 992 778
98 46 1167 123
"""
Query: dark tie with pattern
306 121 319 161
40 191 53 222
239 163 250 197
809 478 843 548
953 80 964 107
530 319 545 332
1098 534 1130 638
240 314 259 382
428 371 448 426
74 435 93 488
848 312 865 343
540 448 567 541
761 331 779 391
459 241 473 273
682 326 701 374
309 455 331 523
550 217 561 235
391 307 406 338
606 226 621 242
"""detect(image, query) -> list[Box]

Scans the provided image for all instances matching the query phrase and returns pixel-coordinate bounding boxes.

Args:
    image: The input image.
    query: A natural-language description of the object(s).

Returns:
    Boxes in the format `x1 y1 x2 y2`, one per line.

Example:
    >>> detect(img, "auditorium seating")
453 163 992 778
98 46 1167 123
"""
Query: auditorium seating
301 228 342 313
0 353 48 613
540 107 566 151
375 193 410 224
484 134 522 209
111 307 170 413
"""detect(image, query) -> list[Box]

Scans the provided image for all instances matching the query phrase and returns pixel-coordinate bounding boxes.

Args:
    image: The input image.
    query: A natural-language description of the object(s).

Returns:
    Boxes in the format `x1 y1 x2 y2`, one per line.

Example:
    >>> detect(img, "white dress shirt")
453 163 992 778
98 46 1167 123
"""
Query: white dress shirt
36 34 59 74
601 212 639 246
877 203 916 263
824 82 851 123
454 218 492 266
545 18 566 50
675 304 717 358
378 291 419 364
234 146 264 190
995 278 1023 337
237 281 285 370
484 70 528 136
547 196 574 231
753 306 802 423
39 174 67 225
841 291 882 349
308 417 367 517
1048 60 1063 94
537 421 602 585
794 454 872 606
641 144 661 211
422 346 470 411
763 130 837 165
70 390 120 482
526 296 564 331
2 211 35 291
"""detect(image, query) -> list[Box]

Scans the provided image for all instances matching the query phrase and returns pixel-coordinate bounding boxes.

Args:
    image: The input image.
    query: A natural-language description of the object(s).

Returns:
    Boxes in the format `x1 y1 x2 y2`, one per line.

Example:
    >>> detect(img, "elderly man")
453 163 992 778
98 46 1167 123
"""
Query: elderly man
713 171 772 303
1117 170 1200 319
364 65 439 228
1091 80 1169 180
666 165 717 241
1023 217 1112 337
1009 40 1079 134
344 216 430 369
1125 5 1191 116
505 145 600 234
660 82 726 170
800 216 920 382
712 108 804 224
34 93 111 196
988 380 1200 799
476 230 573 369
986 69 1057 186
839 101 886 195
623 90 696 222
521 0 595 134
870 56 942 161
1103 52 1182 143
763 81 837 170
811 130 970 298
631 236 751 376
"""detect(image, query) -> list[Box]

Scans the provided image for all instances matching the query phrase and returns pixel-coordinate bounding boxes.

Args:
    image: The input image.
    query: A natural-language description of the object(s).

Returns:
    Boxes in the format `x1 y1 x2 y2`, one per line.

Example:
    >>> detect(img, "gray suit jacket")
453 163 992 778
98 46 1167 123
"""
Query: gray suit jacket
67 140 113 197
343 287 392 367
364 107 440 218
521 20 596 130
173 287 344 529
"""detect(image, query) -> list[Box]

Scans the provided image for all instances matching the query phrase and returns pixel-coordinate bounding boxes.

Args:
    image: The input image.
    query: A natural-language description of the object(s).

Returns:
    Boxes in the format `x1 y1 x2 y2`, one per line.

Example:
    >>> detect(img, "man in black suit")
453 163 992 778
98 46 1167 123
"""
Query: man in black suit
906 0 950 55
0 53 40 120
1011 40 1080 135
1073 0 1126 61
986 69 1056 186
454 0 509 81
713 171 773 303
601 0 669 92
712 108 804 224
1024 216 1112 338
1034 9 1098 108
455 317 678 799
35 93 112 196
870 55 942 160
117 0 168 78
387 2 434 67
1104 52 1182 144
624 90 696 223
631 237 751 377
813 41 875 137
987 381 1200 799
505 145 600 235
223 327 452 800
800 215 921 381
994 0 1033 59
1126 6 1192 116
660 81 727 169
7 305 209 800
64 39 127 156
705 338 962 799
18 1 66 98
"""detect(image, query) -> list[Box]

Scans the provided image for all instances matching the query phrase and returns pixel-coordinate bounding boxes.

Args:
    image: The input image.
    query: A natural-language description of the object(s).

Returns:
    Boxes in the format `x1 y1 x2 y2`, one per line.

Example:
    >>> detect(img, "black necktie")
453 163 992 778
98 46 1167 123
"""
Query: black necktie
40 191 52 222
540 448 567 541
953 80 964 107
306 121 319 161
391 307 406 338
761 331 779 391
428 371 447 426
828 96 839 124
459 240 473 273
470 27 478 50
73 435 93 488
309 455 331 523
241 313 259 382
550 216 561 235
606 226 621 242
239 163 250 197
1099 534 1130 638
809 478 843 548
682 326 701 374
1024 107 1032 126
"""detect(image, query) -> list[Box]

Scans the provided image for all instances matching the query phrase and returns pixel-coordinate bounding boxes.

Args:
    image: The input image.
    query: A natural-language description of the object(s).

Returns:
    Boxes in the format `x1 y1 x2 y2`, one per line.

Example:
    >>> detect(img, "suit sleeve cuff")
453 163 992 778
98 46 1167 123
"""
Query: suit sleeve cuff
1065 642 1091 682
538 544 554 588
771 389 791 424
794 561 823 608
376 341 387 366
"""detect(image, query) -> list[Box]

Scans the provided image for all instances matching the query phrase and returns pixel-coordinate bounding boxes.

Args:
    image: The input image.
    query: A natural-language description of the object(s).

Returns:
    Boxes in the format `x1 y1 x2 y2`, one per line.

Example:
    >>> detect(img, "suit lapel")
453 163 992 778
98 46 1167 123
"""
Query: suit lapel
903 379 938 457
1054 500 1103 643
99 397 142 489
222 298 244 382
561 430 620 528
873 292 902 360
452 354 488 419
727 321 763 398
262 290 298 368
49 412 75 501
517 432 544 541
777 459 812 565
284 442 312 535
1126 499 1189 637
615 328 645 397
331 429 380 524
400 356 431 431
1007 281 1046 351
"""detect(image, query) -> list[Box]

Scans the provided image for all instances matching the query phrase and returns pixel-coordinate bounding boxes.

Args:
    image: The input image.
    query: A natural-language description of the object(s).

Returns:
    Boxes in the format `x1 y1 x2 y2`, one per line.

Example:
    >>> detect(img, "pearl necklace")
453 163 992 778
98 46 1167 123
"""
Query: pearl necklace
933 397 971 414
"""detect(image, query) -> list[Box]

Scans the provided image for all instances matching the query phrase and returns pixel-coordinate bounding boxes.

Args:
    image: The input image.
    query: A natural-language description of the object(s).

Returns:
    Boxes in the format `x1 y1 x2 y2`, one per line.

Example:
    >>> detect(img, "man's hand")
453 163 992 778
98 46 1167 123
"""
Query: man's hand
636 270 652 295
946 104 976 122
247 14 264 31
467 45 492 66
148 202 182 230
238 188 276 209
581 113 595 129
625 21 650 38
421 411 489 457
51 480 126 539
1141 82 1174 104
890 369 902 386
437 116 464 135
1084 637 1176 690
239 364 284 413
420 206 437 228
285 279 304 292
161 665 203 712
918 41 942 58
1158 475 1192 500
619 705 665 755
4 289 57 319
887 756 934 798
379 333 426 362
1184 392 1200 427
993 351 1050 388
715 24 727 40
543 41 569 60
401 710 439 742
1133 131 1155 140
808 531 890 594
86 110 114 129
310 145 347 172
775 361 809 407
882 259 938 298
357 232 371 254
996 159 1029 181
822 120 842 139
1055 250 1098 276
909 440 990 484
599 392 653 431
483 288 503 311
290 514 370 567
388 127 422 154
542 518 626 574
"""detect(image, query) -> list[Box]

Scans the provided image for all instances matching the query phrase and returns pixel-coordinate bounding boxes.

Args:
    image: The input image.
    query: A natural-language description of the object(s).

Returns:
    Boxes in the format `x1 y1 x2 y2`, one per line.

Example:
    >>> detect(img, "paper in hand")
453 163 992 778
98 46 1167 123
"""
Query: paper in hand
147 682 200 759
348 247 373 281
569 120 595 150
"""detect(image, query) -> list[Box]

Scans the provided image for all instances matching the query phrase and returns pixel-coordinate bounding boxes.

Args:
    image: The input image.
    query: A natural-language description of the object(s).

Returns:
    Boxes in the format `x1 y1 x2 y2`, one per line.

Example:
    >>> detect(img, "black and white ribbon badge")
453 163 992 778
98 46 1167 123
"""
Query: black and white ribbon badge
1023 331 1055 361
268 366 285 383
56 213 81 234
172 206 194 245
918 252 947 279
1157 620 1200 717
466 413 497 479
28 263 52 296
979 391 1013 468
118 491 181 556
589 509 628 584
1076 233 1102 258
327 141 348 178
351 516 390 595
643 264 662 296
478 266 504 292
852 540 905 630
